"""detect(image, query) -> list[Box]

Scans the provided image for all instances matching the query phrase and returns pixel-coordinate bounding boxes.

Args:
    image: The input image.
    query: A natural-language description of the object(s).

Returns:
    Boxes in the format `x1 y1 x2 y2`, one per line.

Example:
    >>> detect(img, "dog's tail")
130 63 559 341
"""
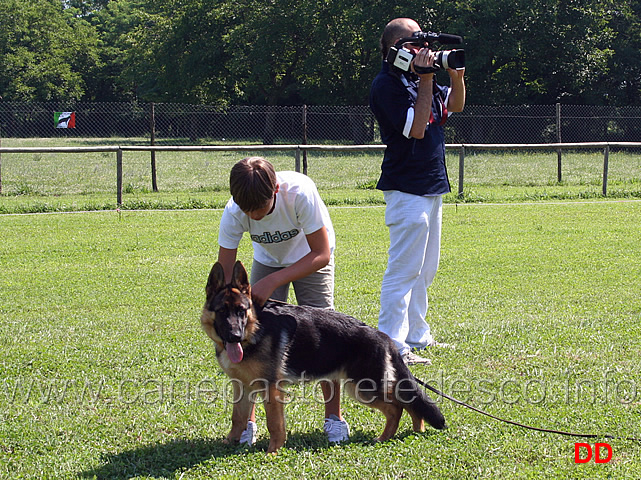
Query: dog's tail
396 367 447 430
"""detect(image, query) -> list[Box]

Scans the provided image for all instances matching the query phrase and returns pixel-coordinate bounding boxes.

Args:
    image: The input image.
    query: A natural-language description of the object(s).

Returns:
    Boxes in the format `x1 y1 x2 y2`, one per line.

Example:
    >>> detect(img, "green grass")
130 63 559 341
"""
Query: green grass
1 202 641 478
1 137 641 214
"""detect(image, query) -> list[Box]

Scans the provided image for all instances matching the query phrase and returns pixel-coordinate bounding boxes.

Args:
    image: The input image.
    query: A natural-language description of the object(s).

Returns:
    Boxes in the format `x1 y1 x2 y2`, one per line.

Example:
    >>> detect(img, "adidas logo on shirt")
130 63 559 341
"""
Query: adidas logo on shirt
250 229 300 244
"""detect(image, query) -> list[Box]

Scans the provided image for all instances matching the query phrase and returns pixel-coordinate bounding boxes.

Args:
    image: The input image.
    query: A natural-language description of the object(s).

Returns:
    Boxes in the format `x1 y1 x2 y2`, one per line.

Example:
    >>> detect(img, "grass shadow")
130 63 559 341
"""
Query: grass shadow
78 429 428 478
79 437 241 479
79 433 341 478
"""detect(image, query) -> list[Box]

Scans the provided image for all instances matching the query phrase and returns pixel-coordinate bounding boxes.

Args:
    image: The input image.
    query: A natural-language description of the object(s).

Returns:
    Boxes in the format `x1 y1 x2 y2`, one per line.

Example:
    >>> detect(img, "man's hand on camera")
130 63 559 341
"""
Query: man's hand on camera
448 67 465 80
447 67 466 112
412 49 438 75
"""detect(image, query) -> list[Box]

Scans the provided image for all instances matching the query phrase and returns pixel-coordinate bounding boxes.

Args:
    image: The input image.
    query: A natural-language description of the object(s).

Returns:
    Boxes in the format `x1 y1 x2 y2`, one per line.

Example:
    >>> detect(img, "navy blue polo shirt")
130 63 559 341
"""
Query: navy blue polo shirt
369 62 451 196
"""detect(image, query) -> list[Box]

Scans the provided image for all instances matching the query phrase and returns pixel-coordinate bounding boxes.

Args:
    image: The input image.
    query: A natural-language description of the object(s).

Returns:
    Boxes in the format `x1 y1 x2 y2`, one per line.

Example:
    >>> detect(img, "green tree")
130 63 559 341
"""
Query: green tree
121 0 233 104
293 0 392 105
84 0 141 101
3 0 635 106
434 0 616 104
119 0 430 105
0 0 100 101
225 0 433 105
66 0 111 17
221 0 318 105
603 1 641 105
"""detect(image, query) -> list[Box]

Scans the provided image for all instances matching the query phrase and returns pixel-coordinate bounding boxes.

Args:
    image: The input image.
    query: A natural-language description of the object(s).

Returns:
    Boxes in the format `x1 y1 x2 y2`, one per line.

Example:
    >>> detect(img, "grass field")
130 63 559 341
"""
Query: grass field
1 200 641 478
1 137 641 214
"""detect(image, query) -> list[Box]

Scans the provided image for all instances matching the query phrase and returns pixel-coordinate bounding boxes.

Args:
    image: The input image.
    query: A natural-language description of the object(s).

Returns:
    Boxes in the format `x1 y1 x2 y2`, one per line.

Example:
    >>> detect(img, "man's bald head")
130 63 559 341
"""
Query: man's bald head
380 18 421 59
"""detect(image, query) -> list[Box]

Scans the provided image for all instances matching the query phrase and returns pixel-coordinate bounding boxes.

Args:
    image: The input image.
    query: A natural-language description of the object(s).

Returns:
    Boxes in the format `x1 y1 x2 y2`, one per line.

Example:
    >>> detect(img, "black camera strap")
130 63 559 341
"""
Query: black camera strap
392 69 449 127
414 64 440 75
430 81 448 126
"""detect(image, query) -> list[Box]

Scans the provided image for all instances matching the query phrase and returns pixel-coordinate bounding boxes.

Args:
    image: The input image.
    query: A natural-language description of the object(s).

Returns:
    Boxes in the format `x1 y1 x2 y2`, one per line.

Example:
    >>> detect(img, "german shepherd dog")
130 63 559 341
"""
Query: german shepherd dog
201 261 446 453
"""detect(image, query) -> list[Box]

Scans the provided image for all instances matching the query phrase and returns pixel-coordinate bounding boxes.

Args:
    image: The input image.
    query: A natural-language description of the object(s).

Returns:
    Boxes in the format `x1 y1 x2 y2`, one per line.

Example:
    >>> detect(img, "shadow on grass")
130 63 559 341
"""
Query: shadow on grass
78 429 433 478
79 437 233 479
78 432 345 478
79 424 445 478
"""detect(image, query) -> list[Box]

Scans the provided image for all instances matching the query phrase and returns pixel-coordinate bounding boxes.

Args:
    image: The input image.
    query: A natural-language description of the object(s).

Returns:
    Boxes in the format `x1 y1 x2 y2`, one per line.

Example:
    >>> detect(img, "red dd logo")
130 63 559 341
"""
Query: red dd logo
574 442 613 464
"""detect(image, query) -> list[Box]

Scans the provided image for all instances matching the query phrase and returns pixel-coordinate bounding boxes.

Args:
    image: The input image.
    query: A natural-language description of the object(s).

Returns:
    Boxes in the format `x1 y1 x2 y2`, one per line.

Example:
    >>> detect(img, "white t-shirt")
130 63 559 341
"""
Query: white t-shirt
218 171 335 267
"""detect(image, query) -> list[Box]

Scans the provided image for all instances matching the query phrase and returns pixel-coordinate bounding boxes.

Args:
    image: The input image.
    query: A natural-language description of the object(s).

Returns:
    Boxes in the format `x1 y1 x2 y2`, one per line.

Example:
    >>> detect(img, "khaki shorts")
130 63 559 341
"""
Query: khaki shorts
250 257 334 309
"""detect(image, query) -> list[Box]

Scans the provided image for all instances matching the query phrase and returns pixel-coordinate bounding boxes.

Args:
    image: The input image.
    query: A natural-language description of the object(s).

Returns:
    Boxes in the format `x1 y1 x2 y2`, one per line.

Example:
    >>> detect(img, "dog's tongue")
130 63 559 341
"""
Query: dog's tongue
226 342 243 363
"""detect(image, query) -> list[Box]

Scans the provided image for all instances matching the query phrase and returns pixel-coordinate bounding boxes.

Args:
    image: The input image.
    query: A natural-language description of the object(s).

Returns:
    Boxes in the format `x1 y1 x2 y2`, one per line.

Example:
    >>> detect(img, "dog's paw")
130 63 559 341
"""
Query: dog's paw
223 436 240 445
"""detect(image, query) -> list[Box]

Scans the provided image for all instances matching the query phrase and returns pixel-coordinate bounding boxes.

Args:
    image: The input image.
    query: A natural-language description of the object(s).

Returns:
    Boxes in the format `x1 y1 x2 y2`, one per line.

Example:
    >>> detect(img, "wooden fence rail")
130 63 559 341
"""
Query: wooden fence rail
1 142 640 204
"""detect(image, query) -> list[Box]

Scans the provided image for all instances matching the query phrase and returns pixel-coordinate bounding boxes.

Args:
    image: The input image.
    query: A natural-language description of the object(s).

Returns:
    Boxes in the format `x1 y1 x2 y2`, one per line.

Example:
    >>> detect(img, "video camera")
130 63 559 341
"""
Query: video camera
386 31 465 74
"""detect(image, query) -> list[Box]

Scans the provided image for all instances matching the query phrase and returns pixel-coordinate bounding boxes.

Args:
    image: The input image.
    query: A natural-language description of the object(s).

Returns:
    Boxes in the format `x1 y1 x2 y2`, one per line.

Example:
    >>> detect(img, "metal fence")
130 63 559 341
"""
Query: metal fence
2 142 639 204
1 102 641 146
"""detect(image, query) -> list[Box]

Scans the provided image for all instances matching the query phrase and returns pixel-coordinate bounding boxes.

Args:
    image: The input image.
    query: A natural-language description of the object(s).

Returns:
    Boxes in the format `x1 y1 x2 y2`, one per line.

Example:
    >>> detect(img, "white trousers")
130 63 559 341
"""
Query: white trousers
378 191 443 355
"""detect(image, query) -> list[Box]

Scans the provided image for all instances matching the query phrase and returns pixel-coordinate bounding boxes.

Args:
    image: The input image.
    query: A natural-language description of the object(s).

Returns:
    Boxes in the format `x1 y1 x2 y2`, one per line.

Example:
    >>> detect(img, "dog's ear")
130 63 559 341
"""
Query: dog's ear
206 262 227 297
231 260 251 294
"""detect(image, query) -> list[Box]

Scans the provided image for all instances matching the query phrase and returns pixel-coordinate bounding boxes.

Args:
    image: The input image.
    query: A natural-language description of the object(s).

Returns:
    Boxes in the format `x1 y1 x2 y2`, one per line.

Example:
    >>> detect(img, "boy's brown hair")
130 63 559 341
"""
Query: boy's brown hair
229 157 277 212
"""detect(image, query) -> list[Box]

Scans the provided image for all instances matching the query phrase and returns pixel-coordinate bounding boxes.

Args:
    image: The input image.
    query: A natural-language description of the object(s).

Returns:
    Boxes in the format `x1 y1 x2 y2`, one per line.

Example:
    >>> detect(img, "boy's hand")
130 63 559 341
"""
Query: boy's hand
250 277 275 307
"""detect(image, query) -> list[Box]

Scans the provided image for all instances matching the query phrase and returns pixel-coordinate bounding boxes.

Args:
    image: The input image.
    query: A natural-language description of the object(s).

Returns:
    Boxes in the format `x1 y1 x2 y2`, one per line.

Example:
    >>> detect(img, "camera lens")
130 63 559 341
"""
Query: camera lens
435 50 465 70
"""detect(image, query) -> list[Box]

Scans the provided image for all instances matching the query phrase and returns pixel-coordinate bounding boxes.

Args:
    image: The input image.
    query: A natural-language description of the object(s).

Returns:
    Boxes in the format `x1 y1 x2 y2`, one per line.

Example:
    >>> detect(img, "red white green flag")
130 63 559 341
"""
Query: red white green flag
54 112 76 128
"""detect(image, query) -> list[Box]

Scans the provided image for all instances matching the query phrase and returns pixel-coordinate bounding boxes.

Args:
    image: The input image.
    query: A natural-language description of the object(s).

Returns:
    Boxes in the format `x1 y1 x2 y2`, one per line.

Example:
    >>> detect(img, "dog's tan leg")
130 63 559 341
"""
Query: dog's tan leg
264 383 286 454
226 381 252 443
369 399 403 442
408 410 426 433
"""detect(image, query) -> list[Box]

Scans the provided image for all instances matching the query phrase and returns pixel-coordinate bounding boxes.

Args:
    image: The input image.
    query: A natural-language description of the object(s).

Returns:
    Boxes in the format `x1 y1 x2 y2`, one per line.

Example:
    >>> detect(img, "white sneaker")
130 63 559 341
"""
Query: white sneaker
323 414 350 443
402 351 432 365
239 420 257 446
426 339 455 349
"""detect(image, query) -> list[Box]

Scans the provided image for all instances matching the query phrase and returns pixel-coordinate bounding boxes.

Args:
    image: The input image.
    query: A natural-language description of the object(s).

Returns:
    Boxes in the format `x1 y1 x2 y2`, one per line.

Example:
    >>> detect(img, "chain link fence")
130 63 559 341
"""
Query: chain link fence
1 102 640 206
1 102 641 147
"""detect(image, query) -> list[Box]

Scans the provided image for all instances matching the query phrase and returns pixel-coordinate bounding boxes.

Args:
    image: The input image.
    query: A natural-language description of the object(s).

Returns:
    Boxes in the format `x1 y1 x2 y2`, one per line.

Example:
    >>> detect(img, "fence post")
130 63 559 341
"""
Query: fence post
603 144 609 196
295 147 301 173
556 103 562 183
117 148 123 206
302 105 308 175
303 148 308 175
150 102 158 192
0 123 3 195
458 145 465 197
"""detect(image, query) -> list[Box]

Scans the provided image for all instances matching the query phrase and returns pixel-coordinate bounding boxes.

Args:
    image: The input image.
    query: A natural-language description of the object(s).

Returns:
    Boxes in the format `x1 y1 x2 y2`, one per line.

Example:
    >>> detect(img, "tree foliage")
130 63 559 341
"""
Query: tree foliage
0 0 638 105
0 0 100 101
